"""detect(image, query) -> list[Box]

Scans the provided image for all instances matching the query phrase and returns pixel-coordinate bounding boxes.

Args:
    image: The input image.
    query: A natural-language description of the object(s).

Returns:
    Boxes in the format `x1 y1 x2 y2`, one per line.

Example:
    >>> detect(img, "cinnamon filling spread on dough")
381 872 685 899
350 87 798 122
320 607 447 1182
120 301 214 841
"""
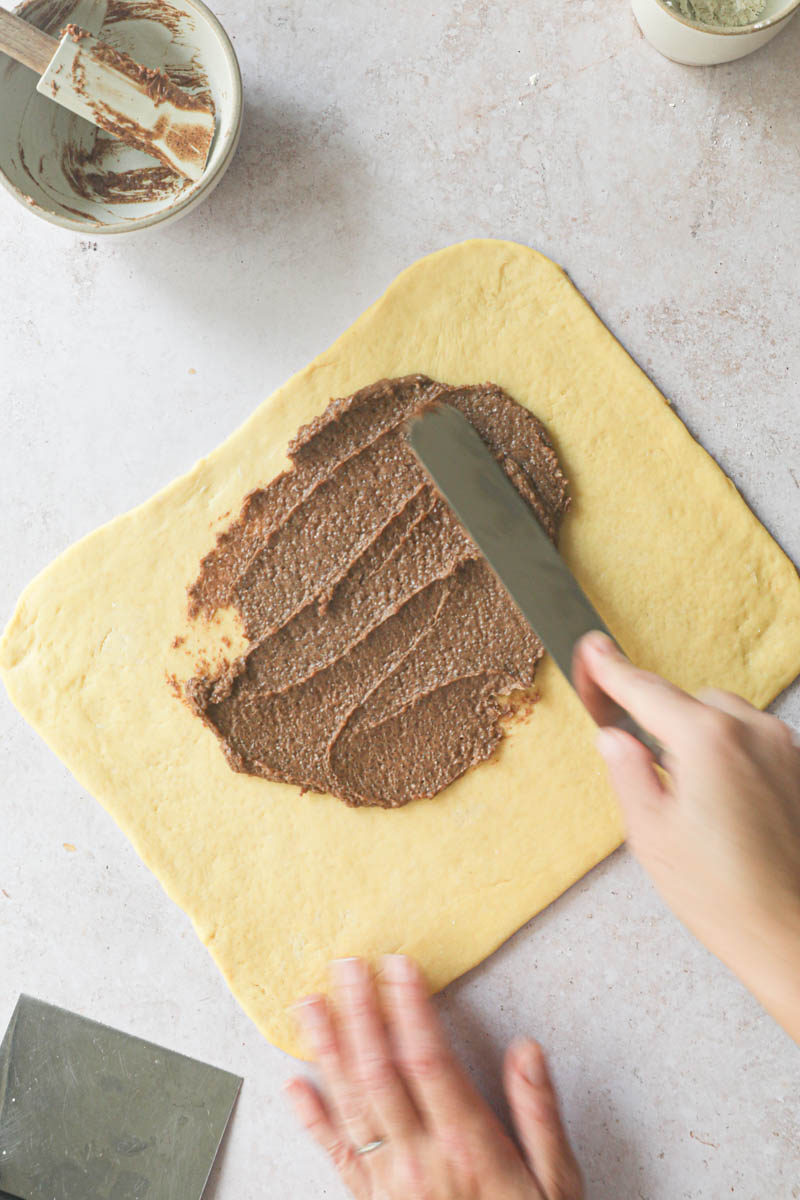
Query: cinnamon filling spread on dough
184 376 569 808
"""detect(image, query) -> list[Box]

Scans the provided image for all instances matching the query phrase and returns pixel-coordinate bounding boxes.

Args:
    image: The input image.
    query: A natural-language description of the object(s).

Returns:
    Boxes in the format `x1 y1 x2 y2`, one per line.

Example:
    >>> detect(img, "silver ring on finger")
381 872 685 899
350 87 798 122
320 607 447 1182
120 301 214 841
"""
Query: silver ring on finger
354 1138 387 1157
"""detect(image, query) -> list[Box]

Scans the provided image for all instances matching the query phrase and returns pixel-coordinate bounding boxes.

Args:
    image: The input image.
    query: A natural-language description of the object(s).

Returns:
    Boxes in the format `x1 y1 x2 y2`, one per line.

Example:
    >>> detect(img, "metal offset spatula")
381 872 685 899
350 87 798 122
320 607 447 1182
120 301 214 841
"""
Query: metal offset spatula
407 402 662 760
0 8 215 181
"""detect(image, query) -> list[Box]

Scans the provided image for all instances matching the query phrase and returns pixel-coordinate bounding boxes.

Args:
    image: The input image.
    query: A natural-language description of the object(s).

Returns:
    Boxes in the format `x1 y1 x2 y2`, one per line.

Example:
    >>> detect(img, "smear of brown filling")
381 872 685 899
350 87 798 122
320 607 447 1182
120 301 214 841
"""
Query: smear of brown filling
183 376 569 808
104 0 186 37
84 33 212 113
62 28 214 178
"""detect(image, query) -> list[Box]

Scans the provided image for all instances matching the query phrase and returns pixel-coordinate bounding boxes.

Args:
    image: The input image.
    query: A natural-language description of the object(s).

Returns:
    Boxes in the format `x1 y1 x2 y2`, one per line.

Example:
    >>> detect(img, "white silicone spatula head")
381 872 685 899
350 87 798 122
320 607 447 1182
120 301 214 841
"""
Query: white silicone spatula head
0 9 215 181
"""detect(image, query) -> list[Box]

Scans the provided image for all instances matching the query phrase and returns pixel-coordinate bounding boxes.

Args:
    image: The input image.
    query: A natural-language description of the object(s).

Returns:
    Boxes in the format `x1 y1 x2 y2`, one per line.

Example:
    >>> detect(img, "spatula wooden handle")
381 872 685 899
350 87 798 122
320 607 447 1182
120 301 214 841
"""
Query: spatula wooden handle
0 8 59 75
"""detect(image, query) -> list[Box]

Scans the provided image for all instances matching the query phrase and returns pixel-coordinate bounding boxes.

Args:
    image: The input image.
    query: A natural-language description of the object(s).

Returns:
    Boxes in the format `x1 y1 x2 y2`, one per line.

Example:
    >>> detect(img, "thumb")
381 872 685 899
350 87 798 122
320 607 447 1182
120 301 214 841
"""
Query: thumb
596 726 667 840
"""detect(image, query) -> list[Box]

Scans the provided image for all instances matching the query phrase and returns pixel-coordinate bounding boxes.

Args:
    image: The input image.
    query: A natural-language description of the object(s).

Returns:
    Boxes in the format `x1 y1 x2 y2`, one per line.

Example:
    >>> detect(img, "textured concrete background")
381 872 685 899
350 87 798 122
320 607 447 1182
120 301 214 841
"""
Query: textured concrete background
1 2 799 1197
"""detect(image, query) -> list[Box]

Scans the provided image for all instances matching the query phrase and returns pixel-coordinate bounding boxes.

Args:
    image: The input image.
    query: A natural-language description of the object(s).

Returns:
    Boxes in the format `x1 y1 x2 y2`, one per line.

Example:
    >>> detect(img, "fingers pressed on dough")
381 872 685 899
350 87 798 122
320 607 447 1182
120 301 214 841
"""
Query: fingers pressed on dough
380 955 483 1132
330 957 420 1140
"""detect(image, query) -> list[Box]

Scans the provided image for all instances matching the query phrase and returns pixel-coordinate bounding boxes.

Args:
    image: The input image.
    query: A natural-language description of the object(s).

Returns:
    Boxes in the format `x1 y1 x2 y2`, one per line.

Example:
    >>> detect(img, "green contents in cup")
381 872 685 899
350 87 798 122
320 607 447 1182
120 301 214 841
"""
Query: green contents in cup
669 0 766 23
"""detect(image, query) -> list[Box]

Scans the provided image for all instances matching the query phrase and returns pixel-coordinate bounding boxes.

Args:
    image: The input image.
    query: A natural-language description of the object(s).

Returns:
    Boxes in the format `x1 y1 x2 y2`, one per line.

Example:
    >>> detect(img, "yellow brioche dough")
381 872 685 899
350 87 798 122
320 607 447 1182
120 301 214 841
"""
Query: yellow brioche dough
2 240 799 1058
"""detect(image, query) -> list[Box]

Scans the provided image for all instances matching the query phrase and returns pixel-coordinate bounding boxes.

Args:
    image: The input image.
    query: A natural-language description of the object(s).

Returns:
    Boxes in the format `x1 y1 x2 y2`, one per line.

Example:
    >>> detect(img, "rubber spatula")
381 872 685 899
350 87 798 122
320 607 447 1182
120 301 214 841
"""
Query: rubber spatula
0 8 215 180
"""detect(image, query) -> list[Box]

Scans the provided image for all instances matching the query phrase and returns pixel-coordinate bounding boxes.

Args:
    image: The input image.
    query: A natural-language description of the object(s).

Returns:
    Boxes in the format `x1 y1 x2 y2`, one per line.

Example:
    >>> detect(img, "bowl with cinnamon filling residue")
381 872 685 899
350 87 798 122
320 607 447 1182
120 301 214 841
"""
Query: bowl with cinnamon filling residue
0 0 242 233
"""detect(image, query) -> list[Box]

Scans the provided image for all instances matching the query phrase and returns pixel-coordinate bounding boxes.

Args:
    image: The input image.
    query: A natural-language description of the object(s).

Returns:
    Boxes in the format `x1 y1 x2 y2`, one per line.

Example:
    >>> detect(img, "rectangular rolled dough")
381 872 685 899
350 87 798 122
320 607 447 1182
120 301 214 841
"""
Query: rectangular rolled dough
3 240 799 1058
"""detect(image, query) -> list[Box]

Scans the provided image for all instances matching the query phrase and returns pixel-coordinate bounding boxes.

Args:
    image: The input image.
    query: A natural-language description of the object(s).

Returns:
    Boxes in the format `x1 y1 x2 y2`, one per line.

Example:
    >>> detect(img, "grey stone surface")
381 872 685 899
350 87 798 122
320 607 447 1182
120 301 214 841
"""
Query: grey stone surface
1 2 798 1197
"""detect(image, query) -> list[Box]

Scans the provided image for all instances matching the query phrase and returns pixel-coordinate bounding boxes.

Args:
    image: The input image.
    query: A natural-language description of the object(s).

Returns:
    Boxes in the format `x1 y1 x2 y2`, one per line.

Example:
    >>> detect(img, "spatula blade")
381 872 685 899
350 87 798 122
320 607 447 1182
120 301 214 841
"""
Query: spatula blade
407 402 662 759
36 27 215 181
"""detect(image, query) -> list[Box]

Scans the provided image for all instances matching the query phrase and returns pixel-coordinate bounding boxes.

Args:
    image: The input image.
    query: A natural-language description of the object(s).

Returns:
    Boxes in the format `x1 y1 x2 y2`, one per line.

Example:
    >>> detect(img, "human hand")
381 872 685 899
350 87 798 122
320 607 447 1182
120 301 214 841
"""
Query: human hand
286 955 582 1199
574 631 800 1041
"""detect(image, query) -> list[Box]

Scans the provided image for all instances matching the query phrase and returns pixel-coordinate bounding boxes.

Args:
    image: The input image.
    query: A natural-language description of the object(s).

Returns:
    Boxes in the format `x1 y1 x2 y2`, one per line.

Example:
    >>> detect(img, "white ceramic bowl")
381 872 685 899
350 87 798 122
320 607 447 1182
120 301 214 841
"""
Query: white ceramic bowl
632 0 800 63
0 0 242 233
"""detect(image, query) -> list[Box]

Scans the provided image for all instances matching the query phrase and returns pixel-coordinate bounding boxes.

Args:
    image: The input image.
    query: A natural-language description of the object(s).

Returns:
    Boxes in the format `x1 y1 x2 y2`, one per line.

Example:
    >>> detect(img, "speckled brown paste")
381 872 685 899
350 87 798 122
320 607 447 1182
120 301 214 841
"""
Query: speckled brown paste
60 25 214 178
184 376 569 808
82 32 212 113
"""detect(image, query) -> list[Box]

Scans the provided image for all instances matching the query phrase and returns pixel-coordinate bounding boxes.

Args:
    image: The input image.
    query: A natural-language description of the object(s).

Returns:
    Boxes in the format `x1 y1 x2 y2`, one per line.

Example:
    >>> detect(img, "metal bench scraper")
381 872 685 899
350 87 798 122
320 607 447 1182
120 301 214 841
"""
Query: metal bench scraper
0 995 242 1200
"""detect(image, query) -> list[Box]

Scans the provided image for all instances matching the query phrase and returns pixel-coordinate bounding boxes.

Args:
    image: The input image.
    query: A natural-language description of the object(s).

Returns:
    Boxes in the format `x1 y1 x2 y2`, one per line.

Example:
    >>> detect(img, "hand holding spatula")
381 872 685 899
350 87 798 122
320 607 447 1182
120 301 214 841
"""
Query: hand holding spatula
0 8 215 180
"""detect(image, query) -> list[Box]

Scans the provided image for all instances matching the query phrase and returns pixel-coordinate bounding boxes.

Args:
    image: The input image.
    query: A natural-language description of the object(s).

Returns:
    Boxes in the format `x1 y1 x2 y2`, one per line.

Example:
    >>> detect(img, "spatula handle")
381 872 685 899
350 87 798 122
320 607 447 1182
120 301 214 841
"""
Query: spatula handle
0 9 58 75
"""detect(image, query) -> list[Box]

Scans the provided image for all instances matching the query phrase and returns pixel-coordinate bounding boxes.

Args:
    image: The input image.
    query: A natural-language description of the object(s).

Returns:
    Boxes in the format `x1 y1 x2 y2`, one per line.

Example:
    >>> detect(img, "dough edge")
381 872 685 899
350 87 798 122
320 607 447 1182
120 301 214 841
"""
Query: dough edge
2 239 800 1059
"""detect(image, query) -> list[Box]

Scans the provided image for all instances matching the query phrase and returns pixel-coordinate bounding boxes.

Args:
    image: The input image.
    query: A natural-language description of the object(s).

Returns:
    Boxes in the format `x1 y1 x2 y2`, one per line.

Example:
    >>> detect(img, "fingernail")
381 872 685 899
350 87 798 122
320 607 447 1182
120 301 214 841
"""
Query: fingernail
381 954 416 982
521 1041 548 1087
585 631 617 656
330 957 367 986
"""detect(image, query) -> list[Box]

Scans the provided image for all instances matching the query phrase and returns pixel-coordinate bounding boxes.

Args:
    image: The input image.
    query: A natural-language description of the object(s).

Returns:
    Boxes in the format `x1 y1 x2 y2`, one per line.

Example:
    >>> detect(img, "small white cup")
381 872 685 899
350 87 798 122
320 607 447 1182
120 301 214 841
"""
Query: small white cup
631 0 800 64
